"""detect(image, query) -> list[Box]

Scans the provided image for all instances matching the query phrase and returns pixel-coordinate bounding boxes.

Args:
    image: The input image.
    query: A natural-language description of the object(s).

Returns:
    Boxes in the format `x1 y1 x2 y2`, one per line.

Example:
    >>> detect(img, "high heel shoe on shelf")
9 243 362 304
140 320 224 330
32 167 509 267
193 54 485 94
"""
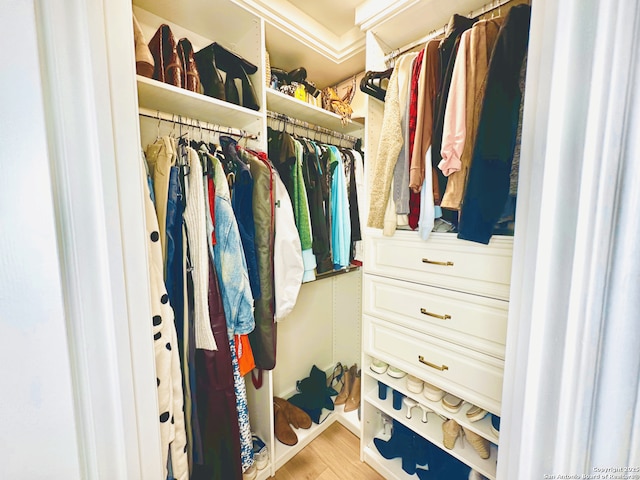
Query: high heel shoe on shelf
335 364 355 406
327 362 344 395
344 368 361 412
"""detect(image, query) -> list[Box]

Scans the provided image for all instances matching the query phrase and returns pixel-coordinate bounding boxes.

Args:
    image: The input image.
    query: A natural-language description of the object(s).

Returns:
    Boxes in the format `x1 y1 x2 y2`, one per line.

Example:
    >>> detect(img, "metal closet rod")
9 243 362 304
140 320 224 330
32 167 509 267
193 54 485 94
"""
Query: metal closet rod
138 107 259 139
266 111 359 145
383 0 517 64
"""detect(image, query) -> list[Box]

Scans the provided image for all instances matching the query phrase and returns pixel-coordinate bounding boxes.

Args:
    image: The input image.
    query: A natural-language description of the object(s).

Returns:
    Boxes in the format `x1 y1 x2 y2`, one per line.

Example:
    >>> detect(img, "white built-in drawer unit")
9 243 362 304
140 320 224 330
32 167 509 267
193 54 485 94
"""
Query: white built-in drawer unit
363 275 508 359
365 231 513 300
364 315 504 415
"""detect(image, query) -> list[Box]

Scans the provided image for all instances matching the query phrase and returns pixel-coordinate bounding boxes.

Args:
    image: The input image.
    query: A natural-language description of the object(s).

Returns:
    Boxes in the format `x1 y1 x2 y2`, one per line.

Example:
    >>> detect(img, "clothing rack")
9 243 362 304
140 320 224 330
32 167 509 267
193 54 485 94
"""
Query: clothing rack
383 0 516 64
266 110 359 147
138 107 259 140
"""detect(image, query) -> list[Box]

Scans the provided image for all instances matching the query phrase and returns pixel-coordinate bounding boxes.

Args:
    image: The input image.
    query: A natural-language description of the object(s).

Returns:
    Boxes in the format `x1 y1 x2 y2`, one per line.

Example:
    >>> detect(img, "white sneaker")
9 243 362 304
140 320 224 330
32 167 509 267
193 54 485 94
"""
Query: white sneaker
243 464 257 480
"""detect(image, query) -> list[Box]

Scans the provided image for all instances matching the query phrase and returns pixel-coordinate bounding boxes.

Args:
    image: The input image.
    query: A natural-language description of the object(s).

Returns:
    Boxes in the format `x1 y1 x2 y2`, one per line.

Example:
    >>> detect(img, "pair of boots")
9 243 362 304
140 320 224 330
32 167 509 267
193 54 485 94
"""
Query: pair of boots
194 42 260 111
132 16 201 93
334 364 361 413
288 365 335 424
374 420 470 479
273 397 311 446
442 419 491 459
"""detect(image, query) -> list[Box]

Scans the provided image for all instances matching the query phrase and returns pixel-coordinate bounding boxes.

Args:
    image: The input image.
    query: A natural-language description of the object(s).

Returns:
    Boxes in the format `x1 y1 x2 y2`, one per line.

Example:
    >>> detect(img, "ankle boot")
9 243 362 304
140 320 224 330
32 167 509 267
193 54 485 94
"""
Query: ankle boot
373 419 412 460
177 38 201 93
344 368 361 412
273 400 297 446
273 397 311 430
148 24 182 87
442 419 461 449
132 14 154 78
335 364 355 405
462 426 491 459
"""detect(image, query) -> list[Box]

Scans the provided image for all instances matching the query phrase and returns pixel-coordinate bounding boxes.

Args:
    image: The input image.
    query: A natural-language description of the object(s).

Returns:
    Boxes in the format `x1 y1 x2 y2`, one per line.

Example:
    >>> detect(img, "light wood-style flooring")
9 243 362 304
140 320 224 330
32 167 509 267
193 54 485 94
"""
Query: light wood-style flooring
272 422 384 480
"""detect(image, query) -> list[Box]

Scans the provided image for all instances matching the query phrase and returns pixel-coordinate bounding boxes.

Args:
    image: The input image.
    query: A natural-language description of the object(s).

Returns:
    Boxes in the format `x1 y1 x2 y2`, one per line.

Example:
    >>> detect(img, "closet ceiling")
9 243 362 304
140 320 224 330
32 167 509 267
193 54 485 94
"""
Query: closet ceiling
232 0 490 88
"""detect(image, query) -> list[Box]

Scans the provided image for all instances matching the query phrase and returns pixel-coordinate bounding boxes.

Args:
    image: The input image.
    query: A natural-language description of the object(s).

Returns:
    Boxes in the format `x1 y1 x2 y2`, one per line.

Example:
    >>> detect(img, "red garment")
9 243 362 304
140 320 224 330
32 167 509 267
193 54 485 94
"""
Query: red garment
208 176 217 245
408 49 425 230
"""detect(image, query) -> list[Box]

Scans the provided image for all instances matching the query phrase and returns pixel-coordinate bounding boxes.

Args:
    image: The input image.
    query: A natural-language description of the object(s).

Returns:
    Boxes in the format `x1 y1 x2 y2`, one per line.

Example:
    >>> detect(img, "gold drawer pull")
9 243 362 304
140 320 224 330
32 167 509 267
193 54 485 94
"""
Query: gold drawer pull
419 355 449 371
422 258 454 267
420 308 451 320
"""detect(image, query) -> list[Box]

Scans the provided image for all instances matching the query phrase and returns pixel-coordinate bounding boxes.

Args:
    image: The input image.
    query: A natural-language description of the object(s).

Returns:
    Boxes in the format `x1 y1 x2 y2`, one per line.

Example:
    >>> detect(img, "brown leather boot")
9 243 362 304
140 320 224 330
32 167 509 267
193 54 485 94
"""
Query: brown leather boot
273 397 311 429
177 38 201 93
335 364 355 405
148 24 182 87
273 400 297 446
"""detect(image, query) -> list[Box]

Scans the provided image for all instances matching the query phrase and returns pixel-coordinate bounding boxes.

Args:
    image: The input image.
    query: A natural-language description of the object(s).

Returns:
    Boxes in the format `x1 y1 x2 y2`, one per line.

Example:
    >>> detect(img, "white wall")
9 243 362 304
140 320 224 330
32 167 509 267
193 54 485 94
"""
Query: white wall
0 1 82 478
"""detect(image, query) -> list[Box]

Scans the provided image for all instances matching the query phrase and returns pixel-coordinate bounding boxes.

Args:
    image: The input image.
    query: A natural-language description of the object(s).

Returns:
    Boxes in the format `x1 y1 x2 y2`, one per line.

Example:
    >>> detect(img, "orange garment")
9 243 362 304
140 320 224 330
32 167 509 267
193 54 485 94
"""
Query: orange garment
441 19 503 210
409 40 441 199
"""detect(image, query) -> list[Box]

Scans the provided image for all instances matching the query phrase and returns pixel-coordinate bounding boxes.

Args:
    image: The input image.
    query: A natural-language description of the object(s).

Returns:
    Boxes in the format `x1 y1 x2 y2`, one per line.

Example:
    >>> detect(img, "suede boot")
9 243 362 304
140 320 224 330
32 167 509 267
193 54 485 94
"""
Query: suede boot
373 419 413 461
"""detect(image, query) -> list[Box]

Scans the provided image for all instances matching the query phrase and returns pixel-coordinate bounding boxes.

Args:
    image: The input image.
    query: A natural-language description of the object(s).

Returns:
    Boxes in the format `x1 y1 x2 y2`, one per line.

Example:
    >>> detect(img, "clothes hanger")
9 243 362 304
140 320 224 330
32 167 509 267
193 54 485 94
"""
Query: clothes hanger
360 68 393 101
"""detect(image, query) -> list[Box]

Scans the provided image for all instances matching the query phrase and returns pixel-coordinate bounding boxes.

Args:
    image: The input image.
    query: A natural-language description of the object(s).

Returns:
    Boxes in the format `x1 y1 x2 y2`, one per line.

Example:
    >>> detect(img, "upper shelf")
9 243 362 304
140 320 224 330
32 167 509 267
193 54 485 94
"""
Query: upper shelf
266 88 364 135
136 76 263 133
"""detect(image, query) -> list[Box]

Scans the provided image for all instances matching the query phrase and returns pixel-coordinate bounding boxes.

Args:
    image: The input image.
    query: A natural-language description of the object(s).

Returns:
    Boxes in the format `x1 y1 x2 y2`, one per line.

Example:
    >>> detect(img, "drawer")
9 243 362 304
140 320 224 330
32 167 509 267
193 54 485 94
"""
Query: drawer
364 315 504 414
363 275 508 358
364 230 513 300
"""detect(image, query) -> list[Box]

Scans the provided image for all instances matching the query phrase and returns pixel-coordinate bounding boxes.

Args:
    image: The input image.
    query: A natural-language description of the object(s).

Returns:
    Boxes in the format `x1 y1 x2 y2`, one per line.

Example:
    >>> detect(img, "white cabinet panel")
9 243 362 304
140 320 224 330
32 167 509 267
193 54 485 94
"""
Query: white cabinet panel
365 231 513 300
364 315 504 415
363 275 508 358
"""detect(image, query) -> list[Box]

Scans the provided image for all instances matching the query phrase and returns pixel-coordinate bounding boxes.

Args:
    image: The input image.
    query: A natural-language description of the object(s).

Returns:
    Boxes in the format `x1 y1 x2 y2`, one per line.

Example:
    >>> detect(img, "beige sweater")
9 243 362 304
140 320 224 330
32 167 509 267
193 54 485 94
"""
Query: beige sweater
367 54 416 229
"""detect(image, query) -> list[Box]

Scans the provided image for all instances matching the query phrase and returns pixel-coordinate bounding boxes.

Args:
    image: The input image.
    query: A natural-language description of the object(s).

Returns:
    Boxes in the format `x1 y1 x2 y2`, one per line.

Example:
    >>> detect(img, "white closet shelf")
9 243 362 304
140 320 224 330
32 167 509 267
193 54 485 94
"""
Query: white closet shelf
364 363 499 442
365 389 498 479
274 414 336 470
266 89 364 135
137 76 263 132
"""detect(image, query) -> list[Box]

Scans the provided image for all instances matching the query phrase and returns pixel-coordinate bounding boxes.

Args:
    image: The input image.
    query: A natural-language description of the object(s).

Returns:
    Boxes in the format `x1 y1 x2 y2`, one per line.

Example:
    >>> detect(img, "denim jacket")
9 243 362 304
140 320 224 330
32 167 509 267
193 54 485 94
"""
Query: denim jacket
212 160 255 338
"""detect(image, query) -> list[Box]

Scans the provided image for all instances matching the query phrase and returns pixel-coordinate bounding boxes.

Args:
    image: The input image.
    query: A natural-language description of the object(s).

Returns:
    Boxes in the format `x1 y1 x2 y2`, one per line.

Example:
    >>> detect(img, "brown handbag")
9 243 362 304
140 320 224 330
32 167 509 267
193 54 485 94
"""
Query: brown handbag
177 38 201 93
148 24 182 88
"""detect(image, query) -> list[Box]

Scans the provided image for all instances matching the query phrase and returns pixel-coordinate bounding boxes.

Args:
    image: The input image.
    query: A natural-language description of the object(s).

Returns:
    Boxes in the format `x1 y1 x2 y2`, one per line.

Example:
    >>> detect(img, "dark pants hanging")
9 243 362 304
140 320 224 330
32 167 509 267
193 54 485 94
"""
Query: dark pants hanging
192 259 243 480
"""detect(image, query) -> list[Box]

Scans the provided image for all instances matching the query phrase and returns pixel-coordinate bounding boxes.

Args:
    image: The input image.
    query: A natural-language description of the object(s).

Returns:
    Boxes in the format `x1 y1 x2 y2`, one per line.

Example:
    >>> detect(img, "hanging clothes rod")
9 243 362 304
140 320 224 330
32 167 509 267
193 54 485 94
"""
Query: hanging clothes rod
266 110 359 145
138 107 259 139
383 0 515 64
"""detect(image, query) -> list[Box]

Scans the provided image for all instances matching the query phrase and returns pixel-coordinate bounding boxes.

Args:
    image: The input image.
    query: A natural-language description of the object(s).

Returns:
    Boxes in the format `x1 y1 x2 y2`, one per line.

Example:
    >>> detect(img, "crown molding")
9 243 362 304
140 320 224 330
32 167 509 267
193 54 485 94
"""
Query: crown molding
355 0 421 31
231 0 366 63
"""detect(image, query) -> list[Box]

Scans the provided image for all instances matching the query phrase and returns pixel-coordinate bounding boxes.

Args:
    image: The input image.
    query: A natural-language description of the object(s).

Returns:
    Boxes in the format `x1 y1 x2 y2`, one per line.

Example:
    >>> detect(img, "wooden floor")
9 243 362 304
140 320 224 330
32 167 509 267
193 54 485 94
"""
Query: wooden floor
272 422 384 480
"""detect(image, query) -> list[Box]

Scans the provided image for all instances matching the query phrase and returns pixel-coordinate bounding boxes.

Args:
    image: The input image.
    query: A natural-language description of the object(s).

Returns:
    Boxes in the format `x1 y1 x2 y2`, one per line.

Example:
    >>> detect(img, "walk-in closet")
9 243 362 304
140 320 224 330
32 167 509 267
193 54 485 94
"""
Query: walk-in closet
4 0 640 479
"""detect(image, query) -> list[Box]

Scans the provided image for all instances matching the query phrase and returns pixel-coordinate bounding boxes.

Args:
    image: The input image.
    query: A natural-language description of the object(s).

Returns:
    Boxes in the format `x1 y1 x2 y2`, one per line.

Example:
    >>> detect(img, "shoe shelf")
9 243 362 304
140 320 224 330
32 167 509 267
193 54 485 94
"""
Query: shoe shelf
137 76 264 133
266 88 364 135
363 358 499 443
334 403 361 437
364 385 498 479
